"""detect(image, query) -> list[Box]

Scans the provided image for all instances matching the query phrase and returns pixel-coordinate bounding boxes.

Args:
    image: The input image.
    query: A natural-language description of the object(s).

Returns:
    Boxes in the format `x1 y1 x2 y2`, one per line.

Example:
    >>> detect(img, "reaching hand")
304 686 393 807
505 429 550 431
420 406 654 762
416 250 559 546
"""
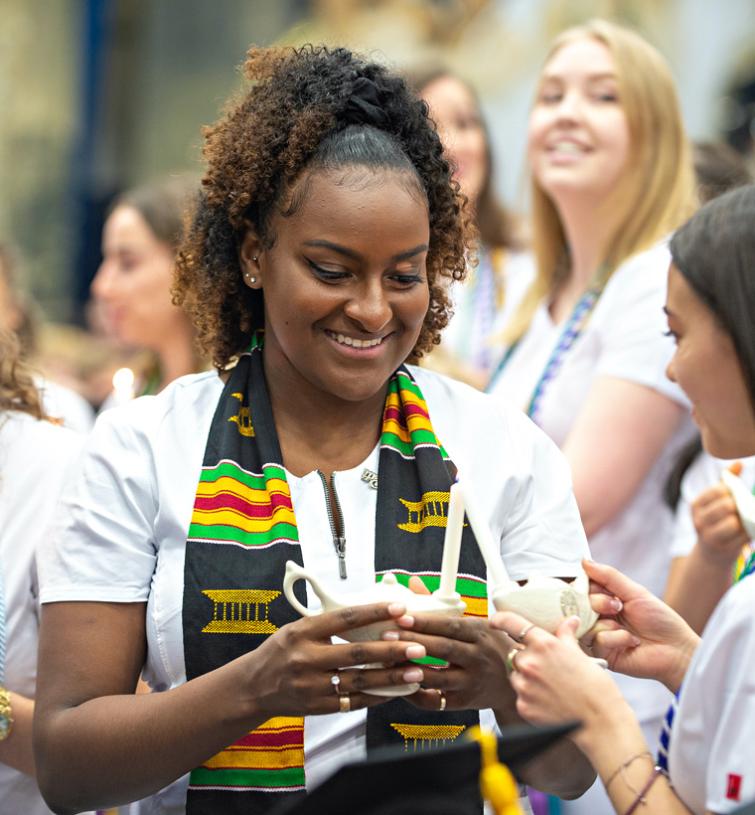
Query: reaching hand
582 560 700 692
489 612 624 734
691 462 750 567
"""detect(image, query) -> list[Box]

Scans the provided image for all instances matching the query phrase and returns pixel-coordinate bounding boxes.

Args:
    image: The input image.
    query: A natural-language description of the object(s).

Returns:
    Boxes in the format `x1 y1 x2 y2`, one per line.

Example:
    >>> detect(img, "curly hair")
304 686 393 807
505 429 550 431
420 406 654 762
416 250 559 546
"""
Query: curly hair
0 328 48 420
174 45 472 369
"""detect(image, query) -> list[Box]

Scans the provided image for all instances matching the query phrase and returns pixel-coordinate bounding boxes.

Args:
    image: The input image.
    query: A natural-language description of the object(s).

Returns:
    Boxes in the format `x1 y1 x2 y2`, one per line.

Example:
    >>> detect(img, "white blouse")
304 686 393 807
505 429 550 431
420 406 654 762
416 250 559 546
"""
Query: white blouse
40 366 589 814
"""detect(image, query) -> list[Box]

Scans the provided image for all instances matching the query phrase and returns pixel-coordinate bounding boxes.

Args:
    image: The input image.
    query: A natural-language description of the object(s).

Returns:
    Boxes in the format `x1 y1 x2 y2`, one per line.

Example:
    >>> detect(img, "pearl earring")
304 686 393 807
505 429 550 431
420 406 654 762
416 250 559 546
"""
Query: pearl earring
247 274 257 284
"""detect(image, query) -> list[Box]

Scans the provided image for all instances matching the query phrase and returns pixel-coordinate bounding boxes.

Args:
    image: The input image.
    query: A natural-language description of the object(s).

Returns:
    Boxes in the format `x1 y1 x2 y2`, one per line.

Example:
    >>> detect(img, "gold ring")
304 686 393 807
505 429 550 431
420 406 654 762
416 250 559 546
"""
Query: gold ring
339 693 351 713
330 673 341 695
439 692 447 712
506 647 520 673
516 623 535 643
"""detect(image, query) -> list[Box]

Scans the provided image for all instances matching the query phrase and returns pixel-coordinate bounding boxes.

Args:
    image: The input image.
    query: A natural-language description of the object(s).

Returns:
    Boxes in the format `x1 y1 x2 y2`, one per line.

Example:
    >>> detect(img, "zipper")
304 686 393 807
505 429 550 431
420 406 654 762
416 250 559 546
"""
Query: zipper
317 470 347 579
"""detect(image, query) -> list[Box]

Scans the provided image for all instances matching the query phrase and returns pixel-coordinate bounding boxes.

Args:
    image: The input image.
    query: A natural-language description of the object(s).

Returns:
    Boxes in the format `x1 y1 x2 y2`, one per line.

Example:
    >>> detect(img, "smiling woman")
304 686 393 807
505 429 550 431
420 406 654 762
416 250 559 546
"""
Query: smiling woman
34 45 595 815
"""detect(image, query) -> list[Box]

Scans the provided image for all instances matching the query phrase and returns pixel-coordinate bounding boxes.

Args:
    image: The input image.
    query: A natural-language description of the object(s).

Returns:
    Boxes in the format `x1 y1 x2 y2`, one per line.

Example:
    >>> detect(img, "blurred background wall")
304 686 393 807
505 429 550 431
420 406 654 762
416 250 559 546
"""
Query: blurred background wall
2 0 754 324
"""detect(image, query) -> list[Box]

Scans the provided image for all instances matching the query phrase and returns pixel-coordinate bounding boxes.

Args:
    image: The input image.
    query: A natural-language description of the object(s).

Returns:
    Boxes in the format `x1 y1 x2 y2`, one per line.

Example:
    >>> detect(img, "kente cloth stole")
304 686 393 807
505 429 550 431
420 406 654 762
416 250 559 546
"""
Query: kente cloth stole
182 335 487 815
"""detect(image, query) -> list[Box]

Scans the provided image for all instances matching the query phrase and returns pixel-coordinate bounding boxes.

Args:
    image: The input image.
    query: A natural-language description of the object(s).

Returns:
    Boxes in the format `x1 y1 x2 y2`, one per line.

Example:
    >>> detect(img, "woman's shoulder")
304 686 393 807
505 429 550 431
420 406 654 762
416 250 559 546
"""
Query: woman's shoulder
408 365 555 454
605 241 671 296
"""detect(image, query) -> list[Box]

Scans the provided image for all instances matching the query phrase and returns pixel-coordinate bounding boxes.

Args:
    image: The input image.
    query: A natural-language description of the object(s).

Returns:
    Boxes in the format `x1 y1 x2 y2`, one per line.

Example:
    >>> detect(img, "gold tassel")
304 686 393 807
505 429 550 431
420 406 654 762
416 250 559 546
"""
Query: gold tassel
467 726 524 815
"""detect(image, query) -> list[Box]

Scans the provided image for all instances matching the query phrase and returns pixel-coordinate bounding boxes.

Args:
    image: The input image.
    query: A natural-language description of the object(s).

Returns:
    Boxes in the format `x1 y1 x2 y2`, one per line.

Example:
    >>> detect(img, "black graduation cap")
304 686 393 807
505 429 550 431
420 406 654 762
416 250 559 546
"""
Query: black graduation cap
271 722 577 815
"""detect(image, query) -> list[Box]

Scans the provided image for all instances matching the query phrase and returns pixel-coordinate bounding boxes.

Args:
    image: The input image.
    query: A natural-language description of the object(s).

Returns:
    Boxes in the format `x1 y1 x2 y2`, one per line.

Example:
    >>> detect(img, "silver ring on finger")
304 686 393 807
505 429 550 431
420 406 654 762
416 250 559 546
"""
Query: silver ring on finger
515 622 536 643
339 693 351 713
330 673 341 695
438 691 447 712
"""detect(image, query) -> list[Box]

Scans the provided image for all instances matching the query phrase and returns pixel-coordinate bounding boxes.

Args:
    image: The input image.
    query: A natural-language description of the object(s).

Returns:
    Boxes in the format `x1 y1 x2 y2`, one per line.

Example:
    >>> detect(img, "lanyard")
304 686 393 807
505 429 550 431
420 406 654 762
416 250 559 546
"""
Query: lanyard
487 284 603 424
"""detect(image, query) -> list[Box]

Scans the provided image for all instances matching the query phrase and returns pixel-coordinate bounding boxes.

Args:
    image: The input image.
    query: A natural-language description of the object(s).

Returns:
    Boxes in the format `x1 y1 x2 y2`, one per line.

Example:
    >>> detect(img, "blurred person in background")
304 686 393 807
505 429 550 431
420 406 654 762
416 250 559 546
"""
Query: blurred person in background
663 141 753 634
0 242 94 432
410 67 531 389
487 19 697 813
0 328 87 815
91 176 202 407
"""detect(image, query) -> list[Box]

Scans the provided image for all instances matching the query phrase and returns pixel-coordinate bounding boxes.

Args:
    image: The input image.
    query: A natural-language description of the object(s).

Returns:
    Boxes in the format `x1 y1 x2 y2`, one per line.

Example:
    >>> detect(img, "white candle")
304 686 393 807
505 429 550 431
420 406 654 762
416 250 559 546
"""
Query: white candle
461 479 510 588
438 482 464 597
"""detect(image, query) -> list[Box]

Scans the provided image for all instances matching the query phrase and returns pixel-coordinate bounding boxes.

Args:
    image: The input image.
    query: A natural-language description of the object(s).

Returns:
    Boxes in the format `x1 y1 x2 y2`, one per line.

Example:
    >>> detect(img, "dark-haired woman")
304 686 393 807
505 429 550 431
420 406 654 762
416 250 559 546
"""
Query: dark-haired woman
410 68 531 389
493 183 755 814
0 329 84 815
91 176 201 404
35 46 593 814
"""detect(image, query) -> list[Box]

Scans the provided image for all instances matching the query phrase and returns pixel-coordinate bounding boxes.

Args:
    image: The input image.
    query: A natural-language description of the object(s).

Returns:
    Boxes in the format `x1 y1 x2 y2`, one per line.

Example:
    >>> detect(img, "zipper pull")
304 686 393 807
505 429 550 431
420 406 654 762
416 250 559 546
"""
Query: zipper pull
335 536 347 579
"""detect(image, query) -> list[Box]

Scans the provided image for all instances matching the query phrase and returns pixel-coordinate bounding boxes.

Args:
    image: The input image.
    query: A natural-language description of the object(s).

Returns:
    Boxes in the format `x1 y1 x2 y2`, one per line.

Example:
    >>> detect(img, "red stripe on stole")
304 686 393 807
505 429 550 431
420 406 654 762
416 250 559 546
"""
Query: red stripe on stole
383 403 428 422
233 728 304 749
194 491 293 517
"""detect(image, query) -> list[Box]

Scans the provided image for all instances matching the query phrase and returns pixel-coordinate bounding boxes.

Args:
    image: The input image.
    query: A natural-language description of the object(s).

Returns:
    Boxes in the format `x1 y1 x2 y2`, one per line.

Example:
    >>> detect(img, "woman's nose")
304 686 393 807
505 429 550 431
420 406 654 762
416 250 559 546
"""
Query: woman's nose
343 280 392 333
91 262 114 300
554 89 582 123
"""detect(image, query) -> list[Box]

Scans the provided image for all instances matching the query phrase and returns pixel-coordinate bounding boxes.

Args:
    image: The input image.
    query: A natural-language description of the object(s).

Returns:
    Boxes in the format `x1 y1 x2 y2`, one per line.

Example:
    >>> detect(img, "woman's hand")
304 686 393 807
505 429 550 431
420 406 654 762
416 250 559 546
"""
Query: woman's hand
691 462 750 567
388 608 515 713
490 612 624 735
245 602 428 718
583 560 700 691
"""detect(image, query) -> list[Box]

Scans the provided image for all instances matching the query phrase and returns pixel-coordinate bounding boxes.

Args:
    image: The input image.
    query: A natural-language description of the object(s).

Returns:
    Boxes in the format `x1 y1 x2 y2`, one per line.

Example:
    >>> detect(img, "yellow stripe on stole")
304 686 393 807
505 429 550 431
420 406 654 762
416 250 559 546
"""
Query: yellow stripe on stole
196 476 290 503
203 747 303 770
462 597 488 617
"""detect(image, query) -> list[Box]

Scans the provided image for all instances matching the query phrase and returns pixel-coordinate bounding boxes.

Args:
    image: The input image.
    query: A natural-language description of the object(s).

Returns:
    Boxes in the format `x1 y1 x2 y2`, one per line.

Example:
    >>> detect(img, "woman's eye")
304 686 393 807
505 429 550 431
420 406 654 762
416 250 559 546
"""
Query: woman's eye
307 260 348 281
663 329 678 344
595 92 618 103
390 273 423 287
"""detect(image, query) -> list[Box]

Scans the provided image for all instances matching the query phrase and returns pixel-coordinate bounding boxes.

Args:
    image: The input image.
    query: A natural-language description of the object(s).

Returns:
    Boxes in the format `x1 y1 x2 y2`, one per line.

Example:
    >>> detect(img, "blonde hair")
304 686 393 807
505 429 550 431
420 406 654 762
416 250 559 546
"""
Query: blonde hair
505 19 697 344
0 328 48 420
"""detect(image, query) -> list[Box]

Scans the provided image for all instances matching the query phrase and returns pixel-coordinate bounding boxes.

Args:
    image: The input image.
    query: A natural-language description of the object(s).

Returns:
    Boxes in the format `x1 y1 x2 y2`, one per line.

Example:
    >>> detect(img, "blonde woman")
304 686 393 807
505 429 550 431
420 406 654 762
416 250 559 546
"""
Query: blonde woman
487 20 696 812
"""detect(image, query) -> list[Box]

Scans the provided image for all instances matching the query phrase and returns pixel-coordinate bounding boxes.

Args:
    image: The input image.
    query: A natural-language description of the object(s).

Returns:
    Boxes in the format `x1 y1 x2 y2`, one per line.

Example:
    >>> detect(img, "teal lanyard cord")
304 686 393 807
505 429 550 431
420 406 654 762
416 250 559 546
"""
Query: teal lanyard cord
486 284 603 423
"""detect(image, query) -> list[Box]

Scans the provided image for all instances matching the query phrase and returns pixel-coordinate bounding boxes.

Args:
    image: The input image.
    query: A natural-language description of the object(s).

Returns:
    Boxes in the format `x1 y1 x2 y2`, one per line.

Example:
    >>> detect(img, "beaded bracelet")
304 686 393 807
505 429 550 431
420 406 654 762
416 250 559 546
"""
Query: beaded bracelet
622 767 662 815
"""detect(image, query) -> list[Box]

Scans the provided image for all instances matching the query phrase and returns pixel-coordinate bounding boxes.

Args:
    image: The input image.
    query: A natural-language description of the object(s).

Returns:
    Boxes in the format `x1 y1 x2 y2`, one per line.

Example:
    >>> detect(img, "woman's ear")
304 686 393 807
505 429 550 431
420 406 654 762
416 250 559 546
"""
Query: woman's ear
239 230 263 290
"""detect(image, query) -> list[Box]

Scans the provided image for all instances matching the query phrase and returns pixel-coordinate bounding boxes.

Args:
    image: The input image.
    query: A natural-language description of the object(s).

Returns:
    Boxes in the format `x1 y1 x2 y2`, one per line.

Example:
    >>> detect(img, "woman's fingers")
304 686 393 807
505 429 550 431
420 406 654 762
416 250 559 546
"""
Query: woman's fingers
582 560 646 604
590 591 624 617
489 610 542 644
394 611 485 644
391 629 476 666
592 627 640 655
305 601 406 639
408 575 431 595
314 638 428 672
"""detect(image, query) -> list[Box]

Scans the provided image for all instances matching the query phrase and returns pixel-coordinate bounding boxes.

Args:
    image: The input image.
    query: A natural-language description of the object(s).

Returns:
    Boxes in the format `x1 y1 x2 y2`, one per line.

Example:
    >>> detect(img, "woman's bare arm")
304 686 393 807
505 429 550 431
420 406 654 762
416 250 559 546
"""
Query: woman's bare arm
562 378 684 536
0 691 35 775
33 600 428 813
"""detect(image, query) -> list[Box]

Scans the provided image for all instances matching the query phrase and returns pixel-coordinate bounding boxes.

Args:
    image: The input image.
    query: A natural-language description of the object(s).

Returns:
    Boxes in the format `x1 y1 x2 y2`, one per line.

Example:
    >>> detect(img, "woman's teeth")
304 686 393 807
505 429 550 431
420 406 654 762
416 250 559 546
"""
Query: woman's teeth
327 331 384 349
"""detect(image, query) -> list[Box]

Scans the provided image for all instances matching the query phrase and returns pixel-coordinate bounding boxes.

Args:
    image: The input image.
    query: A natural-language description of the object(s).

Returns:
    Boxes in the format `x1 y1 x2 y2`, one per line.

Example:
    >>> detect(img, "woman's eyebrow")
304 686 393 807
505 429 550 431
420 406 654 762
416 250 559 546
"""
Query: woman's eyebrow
303 240 428 263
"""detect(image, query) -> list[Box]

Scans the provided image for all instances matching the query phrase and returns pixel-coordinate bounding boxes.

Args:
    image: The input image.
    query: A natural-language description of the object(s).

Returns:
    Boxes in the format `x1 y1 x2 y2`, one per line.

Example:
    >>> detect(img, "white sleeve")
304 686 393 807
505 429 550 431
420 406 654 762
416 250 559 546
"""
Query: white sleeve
681 583 755 812
39 403 159 604
595 246 688 406
495 406 590 580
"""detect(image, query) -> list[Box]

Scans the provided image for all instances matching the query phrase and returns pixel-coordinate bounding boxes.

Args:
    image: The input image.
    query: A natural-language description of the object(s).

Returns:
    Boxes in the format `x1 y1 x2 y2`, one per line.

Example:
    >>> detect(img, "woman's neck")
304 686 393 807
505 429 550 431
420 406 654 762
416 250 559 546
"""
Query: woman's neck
153 319 197 389
550 193 617 320
263 351 387 479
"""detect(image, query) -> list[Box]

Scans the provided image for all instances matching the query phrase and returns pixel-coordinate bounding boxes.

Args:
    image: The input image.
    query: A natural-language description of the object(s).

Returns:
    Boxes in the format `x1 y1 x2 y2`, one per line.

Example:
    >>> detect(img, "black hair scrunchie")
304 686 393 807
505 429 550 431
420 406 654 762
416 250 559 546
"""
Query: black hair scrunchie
343 75 391 129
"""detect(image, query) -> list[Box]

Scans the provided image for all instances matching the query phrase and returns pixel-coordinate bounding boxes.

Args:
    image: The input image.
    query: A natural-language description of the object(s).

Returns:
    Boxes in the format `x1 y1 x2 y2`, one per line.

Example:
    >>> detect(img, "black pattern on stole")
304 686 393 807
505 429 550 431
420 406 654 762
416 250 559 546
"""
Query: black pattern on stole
182 350 306 815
